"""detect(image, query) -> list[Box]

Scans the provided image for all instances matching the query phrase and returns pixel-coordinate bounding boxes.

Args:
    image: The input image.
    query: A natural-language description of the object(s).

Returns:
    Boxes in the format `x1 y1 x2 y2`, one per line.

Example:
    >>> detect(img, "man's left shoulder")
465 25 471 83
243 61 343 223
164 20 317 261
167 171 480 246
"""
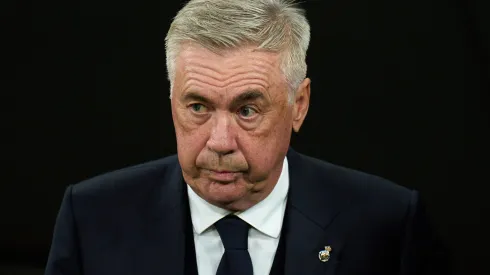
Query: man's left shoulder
291 150 415 208
313 155 409 194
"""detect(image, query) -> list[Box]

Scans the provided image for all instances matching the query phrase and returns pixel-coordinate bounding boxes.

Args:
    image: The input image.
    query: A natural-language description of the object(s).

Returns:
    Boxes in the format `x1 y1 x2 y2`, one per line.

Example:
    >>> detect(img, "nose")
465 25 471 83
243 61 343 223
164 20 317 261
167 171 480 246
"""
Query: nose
206 112 237 155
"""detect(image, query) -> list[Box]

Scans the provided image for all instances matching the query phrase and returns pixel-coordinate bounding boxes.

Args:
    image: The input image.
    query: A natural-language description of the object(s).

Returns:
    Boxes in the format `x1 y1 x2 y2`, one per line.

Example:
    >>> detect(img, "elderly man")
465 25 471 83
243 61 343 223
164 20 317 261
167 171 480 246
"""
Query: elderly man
45 0 442 274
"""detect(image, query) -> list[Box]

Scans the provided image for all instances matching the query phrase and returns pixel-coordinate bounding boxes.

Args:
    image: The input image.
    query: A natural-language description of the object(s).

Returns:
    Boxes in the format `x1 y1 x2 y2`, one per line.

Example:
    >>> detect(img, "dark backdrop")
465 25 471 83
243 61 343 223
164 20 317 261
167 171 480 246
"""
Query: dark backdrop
6 0 489 274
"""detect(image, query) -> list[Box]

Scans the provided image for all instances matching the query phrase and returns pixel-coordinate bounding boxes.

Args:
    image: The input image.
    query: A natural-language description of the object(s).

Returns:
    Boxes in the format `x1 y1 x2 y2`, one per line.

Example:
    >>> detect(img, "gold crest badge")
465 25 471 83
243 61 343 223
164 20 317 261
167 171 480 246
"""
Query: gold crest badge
318 246 332 262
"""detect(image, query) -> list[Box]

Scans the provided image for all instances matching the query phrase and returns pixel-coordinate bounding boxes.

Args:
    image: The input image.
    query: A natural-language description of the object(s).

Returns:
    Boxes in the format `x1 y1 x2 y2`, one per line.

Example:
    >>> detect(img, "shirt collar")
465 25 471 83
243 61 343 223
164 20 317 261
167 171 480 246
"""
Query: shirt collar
187 157 289 239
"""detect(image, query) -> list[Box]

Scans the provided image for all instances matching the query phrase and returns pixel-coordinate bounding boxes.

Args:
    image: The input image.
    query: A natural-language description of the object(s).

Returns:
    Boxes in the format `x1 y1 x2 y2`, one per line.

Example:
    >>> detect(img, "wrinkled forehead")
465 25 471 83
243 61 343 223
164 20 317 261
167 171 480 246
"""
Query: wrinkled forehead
173 43 287 92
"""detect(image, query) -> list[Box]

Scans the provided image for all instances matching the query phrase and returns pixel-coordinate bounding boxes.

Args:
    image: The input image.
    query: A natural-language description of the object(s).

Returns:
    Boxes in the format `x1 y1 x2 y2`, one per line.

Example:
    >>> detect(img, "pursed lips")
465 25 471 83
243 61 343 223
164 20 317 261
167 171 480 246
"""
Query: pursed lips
204 169 242 182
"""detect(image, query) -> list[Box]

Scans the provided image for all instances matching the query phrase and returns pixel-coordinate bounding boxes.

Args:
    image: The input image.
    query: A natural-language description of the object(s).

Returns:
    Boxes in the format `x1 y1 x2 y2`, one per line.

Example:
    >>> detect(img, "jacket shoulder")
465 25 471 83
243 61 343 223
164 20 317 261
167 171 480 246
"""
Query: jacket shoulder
297 152 414 204
71 154 180 199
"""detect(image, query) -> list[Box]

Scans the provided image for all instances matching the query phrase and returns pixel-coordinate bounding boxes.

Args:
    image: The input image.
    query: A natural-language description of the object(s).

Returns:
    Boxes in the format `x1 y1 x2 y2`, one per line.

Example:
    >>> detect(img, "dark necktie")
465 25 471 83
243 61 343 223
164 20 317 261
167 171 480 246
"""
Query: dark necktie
215 215 253 275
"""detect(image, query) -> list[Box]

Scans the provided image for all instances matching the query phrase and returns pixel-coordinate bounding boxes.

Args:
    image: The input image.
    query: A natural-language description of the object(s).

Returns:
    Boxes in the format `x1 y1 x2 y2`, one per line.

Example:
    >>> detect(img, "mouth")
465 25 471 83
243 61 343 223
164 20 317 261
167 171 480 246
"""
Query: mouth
204 169 242 182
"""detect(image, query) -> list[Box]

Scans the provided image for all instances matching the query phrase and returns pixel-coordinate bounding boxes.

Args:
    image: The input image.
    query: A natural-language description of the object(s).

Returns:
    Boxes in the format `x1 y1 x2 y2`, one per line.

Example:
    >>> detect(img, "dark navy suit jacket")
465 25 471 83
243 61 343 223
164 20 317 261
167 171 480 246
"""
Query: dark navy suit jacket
45 148 446 274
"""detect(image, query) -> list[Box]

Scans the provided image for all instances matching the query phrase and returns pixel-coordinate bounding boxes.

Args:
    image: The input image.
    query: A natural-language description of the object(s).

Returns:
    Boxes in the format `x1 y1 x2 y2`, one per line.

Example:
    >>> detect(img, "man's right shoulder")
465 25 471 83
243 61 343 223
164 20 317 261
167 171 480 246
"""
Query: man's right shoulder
70 154 180 199
55 155 184 247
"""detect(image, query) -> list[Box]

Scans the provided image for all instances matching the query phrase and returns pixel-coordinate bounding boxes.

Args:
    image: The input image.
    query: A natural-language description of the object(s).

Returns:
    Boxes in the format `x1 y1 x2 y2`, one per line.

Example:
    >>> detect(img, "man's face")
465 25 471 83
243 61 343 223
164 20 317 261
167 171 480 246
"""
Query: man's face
171 43 310 211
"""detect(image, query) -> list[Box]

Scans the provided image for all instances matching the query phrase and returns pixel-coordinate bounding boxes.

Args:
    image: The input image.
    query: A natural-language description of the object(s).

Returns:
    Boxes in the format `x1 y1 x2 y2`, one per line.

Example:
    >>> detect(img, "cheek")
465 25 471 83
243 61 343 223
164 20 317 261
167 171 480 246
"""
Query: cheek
240 117 292 175
173 109 209 168
246 108 292 148
240 143 286 183
176 131 207 174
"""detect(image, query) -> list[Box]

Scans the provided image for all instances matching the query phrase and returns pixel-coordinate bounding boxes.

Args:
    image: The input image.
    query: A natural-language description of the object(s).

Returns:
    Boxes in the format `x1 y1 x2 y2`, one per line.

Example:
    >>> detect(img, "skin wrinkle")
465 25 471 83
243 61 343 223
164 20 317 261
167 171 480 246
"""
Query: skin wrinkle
171 44 310 211
180 57 276 87
181 65 272 90
184 68 272 84
182 75 270 92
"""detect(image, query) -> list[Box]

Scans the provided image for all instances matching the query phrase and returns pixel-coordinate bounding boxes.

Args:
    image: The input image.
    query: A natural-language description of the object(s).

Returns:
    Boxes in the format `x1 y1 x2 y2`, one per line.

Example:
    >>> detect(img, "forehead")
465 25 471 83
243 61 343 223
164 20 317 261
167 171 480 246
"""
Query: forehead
173 43 286 96
176 43 282 72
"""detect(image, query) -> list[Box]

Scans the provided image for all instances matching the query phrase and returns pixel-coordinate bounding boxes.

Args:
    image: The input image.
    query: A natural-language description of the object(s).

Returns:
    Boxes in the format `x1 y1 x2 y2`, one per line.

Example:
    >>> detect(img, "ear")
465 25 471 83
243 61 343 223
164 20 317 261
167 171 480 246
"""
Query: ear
292 78 311 133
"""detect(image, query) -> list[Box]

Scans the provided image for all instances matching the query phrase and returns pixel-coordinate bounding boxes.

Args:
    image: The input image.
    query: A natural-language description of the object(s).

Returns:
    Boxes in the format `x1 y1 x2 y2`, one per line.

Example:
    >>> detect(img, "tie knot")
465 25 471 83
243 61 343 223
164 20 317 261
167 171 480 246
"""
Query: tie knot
215 215 250 250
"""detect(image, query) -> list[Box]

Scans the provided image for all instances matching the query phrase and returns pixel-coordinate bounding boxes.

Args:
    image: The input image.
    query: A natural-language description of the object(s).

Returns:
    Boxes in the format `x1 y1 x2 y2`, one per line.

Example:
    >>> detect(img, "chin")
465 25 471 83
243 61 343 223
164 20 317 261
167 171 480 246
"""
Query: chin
204 181 251 210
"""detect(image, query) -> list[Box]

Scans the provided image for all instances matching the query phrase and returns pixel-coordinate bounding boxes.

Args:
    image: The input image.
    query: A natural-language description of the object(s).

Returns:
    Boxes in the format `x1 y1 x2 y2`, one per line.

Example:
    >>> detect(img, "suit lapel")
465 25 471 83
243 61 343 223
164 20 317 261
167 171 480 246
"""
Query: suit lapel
283 148 354 275
141 158 187 275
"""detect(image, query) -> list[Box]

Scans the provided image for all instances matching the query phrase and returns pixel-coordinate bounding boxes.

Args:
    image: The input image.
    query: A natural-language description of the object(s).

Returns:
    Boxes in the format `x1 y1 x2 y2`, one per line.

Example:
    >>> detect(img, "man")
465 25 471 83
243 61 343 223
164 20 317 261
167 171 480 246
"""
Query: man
45 0 444 274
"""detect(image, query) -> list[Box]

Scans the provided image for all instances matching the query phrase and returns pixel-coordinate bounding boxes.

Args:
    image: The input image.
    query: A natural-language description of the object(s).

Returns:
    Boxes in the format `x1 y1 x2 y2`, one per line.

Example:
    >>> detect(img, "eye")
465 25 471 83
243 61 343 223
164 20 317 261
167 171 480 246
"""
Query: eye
237 106 258 118
189 103 208 113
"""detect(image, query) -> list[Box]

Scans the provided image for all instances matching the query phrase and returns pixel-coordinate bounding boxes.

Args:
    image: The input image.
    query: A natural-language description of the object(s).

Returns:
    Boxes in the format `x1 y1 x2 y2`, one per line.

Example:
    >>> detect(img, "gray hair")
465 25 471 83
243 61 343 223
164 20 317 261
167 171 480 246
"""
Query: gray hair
165 0 310 103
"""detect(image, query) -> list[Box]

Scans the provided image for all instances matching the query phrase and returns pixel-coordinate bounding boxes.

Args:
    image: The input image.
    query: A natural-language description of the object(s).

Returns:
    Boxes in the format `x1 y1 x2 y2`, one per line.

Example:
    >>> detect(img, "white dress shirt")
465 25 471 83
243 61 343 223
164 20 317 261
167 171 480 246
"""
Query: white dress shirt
187 157 289 275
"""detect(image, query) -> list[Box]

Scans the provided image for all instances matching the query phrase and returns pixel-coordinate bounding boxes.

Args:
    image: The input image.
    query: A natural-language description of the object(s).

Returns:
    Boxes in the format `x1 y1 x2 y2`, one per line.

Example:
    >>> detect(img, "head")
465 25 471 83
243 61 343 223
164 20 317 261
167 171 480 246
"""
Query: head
165 0 311 211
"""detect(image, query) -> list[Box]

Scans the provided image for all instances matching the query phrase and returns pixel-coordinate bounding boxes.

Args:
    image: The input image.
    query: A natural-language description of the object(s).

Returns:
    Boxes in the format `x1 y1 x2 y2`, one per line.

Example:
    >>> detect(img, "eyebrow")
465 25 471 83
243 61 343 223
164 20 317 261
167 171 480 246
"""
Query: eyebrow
181 92 212 104
231 90 265 107
181 90 266 108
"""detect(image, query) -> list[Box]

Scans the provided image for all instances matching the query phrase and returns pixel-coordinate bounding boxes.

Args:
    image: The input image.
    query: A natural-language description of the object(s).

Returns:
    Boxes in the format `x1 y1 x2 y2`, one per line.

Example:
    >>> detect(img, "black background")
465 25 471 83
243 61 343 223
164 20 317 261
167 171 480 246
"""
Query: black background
5 0 489 274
